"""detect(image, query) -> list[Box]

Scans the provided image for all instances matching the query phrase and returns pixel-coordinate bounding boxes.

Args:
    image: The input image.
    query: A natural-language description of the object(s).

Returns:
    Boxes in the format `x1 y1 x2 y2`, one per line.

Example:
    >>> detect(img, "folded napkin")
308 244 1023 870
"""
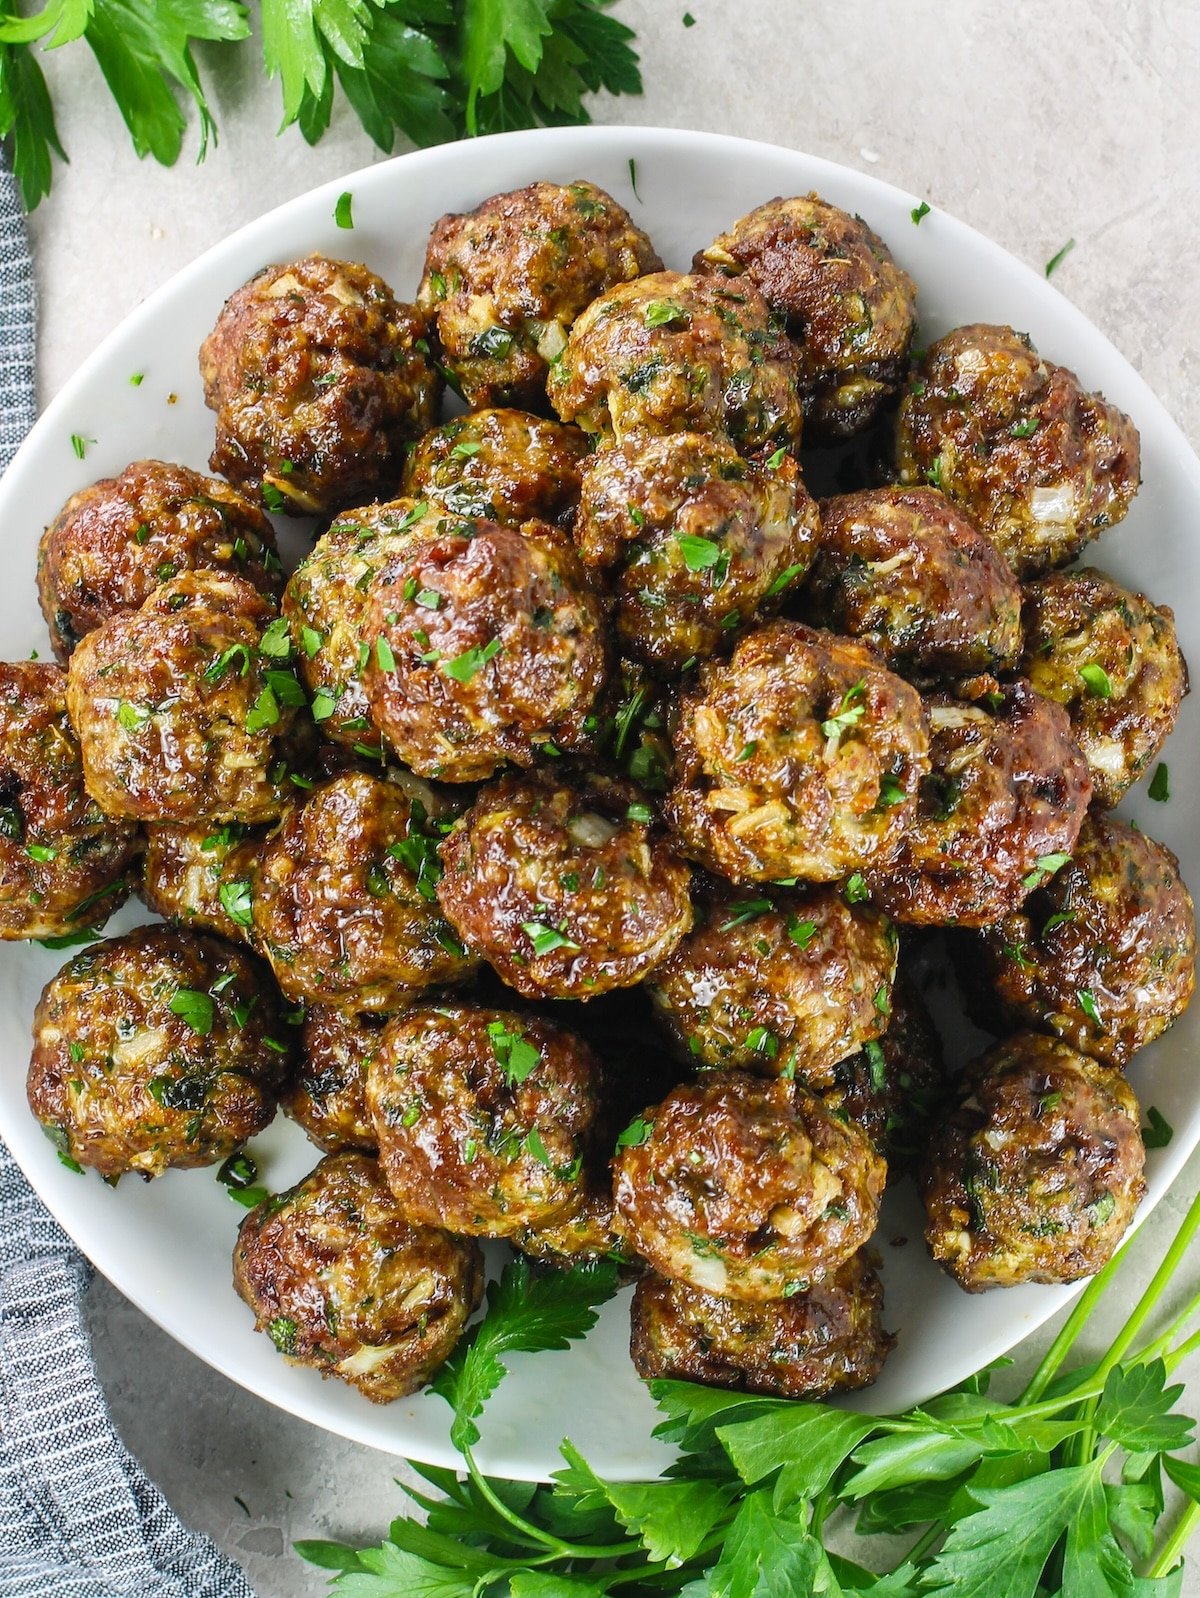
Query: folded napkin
0 157 256 1598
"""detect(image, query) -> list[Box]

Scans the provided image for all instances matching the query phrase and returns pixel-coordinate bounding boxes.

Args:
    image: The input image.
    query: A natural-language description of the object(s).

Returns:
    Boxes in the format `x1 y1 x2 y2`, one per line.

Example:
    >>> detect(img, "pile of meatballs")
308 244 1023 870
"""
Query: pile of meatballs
9 175 1195 1409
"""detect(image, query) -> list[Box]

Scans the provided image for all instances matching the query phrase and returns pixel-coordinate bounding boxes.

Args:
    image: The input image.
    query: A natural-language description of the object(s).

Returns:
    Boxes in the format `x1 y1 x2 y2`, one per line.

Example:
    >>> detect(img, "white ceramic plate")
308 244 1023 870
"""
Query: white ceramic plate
2 126 1198 1482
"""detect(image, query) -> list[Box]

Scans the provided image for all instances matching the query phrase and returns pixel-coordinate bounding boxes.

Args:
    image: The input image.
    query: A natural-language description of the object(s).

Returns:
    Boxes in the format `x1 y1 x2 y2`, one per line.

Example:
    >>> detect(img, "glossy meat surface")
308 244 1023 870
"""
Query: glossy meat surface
402 408 590 529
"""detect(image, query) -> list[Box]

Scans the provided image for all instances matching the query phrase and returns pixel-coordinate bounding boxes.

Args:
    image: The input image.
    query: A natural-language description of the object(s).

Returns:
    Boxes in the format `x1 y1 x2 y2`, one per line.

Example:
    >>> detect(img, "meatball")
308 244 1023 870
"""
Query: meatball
251 771 477 1012
367 1003 604 1237
233 1152 483 1402
612 1072 886 1300
282 498 439 756
27 926 290 1180
666 621 930 883
694 193 917 439
802 486 1023 682
976 813 1196 1069
865 680 1092 926
139 820 264 944
513 1183 628 1271
1020 568 1187 808
401 409 590 529
575 433 821 673
629 1251 892 1397
200 255 439 515
361 516 607 782
549 270 803 449
417 179 661 409
0 663 137 940
37 459 283 664
437 771 693 999
647 883 897 1083
922 1032 1145 1291
282 1006 386 1153
896 324 1141 577
66 572 314 825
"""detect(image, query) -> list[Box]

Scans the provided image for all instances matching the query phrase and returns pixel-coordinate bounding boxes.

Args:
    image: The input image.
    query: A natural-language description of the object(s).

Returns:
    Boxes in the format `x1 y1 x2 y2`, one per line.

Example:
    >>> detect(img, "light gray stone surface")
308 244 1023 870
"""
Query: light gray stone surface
20 1 1200 1591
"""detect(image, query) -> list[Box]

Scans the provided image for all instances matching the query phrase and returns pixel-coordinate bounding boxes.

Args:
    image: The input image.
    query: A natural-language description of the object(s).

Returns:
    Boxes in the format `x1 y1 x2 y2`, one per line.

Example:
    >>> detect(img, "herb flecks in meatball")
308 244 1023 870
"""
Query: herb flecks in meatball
140 819 264 944
367 1003 604 1238
576 432 820 673
0 662 137 940
200 255 439 515
402 409 590 529
418 179 661 409
550 270 803 449
233 1151 483 1402
977 813 1196 1069
667 621 930 883
922 1032 1145 1291
437 771 693 999
1021 567 1187 808
695 192 917 439
27 925 291 1179
282 1006 387 1153
613 1072 886 1300
38 459 283 663
896 324 1141 577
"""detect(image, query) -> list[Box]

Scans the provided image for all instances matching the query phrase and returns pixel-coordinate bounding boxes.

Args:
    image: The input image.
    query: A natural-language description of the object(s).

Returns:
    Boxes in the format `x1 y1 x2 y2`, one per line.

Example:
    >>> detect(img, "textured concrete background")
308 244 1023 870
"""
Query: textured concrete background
19 1 1200 1591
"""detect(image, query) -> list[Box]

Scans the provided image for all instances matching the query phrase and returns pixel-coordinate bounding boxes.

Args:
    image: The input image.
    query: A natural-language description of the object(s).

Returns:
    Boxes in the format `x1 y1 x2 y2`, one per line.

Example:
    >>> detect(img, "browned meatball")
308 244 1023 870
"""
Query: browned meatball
139 820 264 944
0 663 137 940
550 270 803 449
513 1183 629 1271
647 883 897 1083
367 1003 604 1237
417 179 661 409
27 926 290 1180
1021 568 1187 807
575 433 821 673
803 487 1023 682
401 409 590 529
694 194 917 439
666 621 930 884
233 1151 483 1402
976 813 1196 1069
437 771 693 999
896 325 1141 577
594 656 676 794
922 1033 1145 1291
282 1006 386 1153
251 772 476 1012
629 1250 892 1397
361 516 607 782
66 572 314 825
612 1073 886 1300
282 498 440 756
865 680 1092 926
37 460 284 664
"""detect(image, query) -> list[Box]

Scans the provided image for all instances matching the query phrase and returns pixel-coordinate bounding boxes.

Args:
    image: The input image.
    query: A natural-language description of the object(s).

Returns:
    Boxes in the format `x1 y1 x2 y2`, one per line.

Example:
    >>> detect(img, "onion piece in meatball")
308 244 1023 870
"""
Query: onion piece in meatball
896 324 1140 577
576 432 821 673
140 819 264 944
1021 567 1187 808
437 771 693 1000
666 621 930 884
38 459 283 663
281 1005 388 1153
200 255 439 515
367 1003 604 1238
630 1250 893 1397
0 662 137 940
418 179 662 409
402 409 590 529
550 270 803 449
647 882 897 1084
922 1032 1145 1291
27 926 291 1180
976 813 1196 1069
865 679 1092 927
802 486 1023 683
694 193 917 439
233 1151 483 1402
612 1072 886 1300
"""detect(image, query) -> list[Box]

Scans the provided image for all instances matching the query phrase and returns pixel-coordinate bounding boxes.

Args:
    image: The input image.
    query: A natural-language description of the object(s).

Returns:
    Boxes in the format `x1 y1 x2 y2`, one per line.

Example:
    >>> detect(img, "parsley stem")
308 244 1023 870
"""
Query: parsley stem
462 1445 632 1561
1020 1236 1133 1403
1148 1497 1200 1579
1165 1323 1200 1372
904 1521 945 1567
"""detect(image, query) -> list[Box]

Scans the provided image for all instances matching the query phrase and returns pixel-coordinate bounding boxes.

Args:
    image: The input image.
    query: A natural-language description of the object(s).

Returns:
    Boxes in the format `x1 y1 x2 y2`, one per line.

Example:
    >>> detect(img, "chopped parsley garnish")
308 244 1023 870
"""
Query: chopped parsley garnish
301 626 323 658
26 842 57 863
216 1150 268 1208
1149 761 1170 802
443 638 501 683
865 1039 887 1090
451 440 482 457
334 190 354 229
487 1019 541 1086
765 561 805 598
616 1116 653 1148
1010 417 1040 438
218 880 253 928
719 897 772 931
765 445 789 469
736 741 757 762
116 700 150 732
626 801 653 823
244 685 280 733
1077 988 1103 1028
524 1128 552 1168
521 921 580 957
745 1025 778 1060
675 533 722 571
268 1316 298 1354
258 617 293 659
169 987 214 1036
643 298 689 329
877 774 906 809
1022 852 1072 891
1078 662 1113 698
70 433 93 459
844 872 869 904
910 200 930 224
821 680 866 739
1044 237 1076 278
787 915 817 949
1142 1106 1174 1148
375 637 396 673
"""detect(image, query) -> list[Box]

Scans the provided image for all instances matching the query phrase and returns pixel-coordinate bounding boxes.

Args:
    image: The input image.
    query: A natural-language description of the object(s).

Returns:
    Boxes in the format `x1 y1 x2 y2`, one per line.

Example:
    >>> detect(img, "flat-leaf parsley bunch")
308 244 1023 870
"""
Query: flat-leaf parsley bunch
0 0 643 208
298 1187 1200 1596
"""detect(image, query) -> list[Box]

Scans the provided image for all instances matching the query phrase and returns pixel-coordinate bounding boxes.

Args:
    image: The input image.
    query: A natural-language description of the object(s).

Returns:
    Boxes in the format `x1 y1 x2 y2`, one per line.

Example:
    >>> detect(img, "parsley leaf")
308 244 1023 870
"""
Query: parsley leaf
1142 1105 1174 1148
486 1018 540 1085
168 986 214 1036
1149 761 1170 802
442 638 501 683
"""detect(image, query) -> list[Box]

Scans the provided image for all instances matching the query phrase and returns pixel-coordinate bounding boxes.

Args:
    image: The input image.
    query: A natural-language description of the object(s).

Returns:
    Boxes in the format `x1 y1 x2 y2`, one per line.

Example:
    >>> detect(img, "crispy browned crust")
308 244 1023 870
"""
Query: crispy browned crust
402 408 590 529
